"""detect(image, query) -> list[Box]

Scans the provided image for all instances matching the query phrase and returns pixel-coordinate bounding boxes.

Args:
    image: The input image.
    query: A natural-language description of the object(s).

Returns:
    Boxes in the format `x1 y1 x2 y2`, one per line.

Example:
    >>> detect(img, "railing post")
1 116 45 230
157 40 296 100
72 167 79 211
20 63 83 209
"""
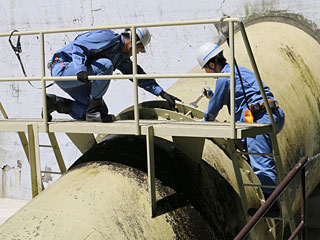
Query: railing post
146 125 156 217
40 32 48 131
229 20 236 139
300 166 306 239
238 22 276 133
27 124 42 198
131 26 141 135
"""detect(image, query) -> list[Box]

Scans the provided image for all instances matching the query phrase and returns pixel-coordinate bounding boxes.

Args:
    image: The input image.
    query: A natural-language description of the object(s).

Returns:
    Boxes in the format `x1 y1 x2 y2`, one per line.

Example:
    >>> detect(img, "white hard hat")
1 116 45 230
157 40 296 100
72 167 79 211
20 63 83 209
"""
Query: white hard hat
136 28 151 53
197 43 223 69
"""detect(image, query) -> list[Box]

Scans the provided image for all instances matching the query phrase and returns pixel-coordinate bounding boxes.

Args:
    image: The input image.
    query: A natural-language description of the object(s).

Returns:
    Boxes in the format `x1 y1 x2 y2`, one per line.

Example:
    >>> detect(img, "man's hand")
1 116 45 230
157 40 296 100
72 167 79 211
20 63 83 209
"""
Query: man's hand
160 91 181 109
77 71 89 84
201 87 213 99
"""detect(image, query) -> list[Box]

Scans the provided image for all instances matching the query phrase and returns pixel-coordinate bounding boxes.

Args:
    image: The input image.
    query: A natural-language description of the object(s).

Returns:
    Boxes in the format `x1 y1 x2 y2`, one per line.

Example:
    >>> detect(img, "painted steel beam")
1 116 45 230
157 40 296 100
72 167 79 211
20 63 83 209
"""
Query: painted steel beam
27 124 42 198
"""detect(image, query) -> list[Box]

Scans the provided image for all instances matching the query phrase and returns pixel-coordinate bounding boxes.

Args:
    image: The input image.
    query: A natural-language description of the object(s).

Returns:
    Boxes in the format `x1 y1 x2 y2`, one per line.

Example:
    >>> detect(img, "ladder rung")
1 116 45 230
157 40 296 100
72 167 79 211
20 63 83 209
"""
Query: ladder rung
243 183 277 189
235 152 274 156
264 216 289 221
184 110 192 116
41 171 62 175
39 144 53 148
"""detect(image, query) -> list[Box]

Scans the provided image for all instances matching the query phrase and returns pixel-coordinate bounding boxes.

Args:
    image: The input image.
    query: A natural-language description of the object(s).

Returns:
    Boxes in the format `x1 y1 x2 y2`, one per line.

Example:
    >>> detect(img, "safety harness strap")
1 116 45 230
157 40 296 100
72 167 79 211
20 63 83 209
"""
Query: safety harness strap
218 16 250 111
9 29 54 89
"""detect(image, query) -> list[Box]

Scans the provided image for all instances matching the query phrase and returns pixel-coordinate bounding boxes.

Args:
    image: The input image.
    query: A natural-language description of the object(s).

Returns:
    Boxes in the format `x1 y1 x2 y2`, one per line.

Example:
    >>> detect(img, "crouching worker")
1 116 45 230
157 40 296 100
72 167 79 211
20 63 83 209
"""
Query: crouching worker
45 28 180 122
196 43 285 214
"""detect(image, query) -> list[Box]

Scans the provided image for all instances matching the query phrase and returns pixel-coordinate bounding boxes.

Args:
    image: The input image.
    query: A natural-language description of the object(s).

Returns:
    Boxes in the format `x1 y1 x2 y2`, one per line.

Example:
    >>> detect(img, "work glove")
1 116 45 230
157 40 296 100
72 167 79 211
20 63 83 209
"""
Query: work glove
201 87 213 99
77 71 89 84
160 91 181 109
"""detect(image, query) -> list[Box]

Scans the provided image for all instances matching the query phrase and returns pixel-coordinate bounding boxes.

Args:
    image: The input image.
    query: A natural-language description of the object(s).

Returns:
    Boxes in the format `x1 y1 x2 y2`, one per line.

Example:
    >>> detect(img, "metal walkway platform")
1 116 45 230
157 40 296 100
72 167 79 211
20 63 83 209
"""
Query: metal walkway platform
0 118 272 139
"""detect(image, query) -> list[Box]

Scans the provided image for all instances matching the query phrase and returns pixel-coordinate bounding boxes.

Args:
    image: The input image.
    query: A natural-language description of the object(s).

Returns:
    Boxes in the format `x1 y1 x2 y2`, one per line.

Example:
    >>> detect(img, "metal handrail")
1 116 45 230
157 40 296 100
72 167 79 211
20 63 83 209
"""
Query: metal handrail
0 73 231 82
0 17 267 139
0 18 242 37
234 156 308 240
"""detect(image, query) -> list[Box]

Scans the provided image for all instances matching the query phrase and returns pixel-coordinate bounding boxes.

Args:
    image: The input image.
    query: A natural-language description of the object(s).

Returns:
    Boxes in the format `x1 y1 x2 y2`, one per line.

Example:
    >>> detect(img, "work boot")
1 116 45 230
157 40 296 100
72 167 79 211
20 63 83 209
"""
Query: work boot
42 94 73 122
86 98 115 122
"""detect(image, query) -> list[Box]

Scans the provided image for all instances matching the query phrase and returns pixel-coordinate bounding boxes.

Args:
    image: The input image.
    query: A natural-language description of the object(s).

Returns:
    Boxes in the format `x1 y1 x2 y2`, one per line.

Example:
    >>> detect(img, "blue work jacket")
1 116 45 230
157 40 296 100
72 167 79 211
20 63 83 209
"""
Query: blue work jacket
53 30 163 96
204 64 276 121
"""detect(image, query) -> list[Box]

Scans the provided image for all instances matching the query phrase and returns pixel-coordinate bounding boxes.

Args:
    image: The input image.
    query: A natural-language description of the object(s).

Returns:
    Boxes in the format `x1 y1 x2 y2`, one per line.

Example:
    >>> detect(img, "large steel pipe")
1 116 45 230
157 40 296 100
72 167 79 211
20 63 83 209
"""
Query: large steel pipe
0 135 245 239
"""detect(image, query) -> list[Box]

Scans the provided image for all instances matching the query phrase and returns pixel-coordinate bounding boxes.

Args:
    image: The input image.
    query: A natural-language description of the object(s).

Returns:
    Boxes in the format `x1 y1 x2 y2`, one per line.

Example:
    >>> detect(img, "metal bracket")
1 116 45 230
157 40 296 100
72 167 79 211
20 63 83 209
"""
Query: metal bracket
66 133 96 154
172 136 205 163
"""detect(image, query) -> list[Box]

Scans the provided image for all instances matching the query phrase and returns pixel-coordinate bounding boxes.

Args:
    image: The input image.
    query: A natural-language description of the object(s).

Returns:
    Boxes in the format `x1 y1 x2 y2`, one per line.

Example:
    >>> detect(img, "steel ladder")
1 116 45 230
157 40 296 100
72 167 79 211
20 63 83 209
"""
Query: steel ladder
227 131 296 239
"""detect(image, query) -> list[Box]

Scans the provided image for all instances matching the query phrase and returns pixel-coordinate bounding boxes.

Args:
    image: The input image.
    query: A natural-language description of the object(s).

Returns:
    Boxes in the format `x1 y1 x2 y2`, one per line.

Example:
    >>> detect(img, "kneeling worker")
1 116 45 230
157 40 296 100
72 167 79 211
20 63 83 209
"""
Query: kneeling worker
46 28 180 122
196 42 285 211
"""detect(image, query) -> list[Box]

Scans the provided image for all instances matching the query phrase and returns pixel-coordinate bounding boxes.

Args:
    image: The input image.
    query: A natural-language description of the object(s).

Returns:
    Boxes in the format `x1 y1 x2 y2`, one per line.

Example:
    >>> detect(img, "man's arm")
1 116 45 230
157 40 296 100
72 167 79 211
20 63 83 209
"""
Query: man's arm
204 78 230 121
117 59 181 108
117 58 163 95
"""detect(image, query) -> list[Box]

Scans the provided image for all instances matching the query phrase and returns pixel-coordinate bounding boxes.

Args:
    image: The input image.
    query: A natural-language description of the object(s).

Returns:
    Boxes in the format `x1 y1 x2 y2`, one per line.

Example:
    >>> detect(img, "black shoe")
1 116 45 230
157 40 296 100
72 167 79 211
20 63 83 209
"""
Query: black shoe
101 114 116 122
86 98 103 122
86 98 115 122
248 203 280 218
42 94 73 122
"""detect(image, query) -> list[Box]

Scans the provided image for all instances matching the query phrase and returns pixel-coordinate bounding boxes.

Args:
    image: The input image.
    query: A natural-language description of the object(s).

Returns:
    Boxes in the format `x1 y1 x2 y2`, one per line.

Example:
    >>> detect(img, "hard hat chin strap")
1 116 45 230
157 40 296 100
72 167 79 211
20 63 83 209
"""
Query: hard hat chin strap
127 46 132 55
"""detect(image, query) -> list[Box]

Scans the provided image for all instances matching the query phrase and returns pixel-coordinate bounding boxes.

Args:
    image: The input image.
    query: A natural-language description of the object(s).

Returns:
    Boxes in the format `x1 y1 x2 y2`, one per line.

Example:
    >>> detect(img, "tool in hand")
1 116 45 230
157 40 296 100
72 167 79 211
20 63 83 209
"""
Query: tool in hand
189 95 204 108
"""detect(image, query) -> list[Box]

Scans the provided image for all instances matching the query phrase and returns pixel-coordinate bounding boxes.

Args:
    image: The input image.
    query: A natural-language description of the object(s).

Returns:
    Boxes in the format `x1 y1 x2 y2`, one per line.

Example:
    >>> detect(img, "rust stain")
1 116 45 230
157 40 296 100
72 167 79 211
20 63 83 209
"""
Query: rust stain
1 165 10 197
278 44 320 102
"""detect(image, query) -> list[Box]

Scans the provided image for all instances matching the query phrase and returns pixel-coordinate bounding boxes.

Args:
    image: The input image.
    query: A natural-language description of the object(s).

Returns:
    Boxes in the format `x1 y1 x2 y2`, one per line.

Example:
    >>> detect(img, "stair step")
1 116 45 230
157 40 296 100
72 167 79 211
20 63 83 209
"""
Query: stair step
243 183 277 189
39 144 52 148
235 152 274 156
41 171 62 175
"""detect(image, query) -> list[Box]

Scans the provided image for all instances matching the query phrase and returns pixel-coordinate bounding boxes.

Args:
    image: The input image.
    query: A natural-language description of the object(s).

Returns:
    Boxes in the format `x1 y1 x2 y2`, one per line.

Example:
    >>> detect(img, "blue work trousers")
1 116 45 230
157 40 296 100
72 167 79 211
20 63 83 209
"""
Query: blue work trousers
243 108 285 195
51 58 113 120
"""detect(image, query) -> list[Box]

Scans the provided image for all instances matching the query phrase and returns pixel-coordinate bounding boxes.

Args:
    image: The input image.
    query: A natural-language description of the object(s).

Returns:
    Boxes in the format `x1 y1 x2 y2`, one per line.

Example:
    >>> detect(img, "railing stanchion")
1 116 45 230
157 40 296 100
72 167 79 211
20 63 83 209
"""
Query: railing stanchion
229 20 236 139
146 126 156 217
300 166 306 239
40 32 48 131
131 26 140 135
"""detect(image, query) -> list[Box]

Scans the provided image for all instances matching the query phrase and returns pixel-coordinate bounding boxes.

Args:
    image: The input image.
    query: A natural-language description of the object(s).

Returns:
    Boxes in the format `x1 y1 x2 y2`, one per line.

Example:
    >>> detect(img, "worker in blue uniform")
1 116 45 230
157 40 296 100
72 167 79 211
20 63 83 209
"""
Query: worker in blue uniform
45 28 180 122
196 43 285 202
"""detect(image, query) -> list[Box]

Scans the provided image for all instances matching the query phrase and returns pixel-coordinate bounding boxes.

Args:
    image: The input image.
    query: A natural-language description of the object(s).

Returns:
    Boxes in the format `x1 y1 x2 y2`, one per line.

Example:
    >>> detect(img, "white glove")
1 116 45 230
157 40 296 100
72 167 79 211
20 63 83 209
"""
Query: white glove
201 87 213 99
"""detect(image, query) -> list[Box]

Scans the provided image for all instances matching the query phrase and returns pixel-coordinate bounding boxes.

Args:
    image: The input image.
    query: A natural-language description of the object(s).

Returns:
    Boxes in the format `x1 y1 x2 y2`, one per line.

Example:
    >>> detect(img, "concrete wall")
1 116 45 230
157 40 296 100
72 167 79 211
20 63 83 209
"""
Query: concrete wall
0 0 319 200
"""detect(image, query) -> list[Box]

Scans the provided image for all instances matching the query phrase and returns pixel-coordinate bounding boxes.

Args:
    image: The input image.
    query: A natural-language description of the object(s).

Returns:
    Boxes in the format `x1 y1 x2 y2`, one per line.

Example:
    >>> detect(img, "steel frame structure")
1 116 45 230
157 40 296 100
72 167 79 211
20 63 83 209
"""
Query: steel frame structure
0 17 295 239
